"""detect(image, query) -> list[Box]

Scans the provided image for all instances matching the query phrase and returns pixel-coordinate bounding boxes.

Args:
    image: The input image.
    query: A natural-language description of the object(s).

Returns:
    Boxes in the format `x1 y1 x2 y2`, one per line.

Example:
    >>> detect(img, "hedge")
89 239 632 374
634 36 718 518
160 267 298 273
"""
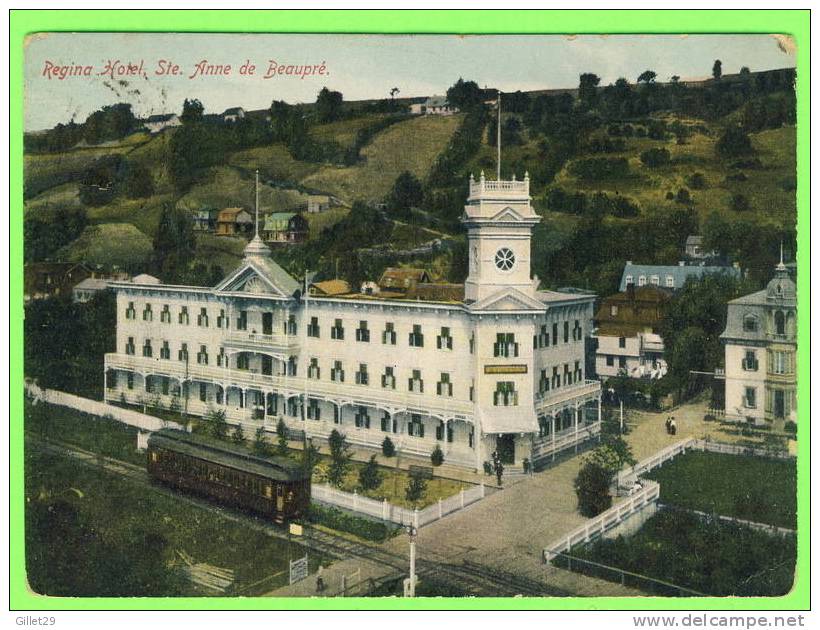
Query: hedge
307 504 398 542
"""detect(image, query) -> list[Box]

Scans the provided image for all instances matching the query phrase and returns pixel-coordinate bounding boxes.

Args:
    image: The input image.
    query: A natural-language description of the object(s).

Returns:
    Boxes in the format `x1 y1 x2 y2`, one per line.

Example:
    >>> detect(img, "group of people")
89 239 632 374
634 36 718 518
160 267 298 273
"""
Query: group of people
664 416 677 436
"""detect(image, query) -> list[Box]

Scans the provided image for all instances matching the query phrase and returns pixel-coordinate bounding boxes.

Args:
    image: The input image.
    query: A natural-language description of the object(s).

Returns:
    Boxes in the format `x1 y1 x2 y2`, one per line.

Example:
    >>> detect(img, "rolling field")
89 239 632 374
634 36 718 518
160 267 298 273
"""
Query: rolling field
58 222 153 268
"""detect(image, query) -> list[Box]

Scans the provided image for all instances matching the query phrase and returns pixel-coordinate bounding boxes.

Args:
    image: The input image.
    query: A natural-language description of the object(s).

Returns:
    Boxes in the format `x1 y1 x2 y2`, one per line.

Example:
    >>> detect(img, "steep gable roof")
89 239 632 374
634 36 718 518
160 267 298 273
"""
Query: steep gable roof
215 257 300 297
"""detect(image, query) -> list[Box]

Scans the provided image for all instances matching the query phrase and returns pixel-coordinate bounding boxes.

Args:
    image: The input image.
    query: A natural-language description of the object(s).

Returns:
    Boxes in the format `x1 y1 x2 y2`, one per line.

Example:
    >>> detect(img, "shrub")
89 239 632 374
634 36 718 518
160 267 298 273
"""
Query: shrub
574 461 613 517
716 127 754 158
308 504 395 542
405 470 428 507
275 418 289 456
730 194 750 211
569 157 629 181
431 444 444 467
726 171 748 182
687 172 707 189
784 421 797 434
207 408 228 441
358 454 382 491
381 436 396 457
665 191 675 200
253 426 271 456
327 429 352 487
231 424 245 445
640 147 671 167
676 188 691 204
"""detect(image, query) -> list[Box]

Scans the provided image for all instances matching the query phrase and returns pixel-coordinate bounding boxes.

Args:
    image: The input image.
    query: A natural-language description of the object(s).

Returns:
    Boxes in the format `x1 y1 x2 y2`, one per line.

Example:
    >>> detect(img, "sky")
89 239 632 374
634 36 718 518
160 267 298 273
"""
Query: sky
24 33 796 131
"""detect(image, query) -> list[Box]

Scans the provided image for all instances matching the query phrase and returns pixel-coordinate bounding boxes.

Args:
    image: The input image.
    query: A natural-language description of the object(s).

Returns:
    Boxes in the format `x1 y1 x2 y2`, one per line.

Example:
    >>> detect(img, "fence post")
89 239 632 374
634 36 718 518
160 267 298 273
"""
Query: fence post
382 498 389 521
460 489 465 508
480 482 485 498
413 508 419 529
353 490 358 512
438 498 443 519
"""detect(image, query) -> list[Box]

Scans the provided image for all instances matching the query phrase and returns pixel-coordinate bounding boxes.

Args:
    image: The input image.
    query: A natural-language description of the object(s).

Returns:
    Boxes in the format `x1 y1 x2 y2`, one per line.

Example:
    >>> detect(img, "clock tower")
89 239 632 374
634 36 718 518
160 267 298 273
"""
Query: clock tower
462 171 540 302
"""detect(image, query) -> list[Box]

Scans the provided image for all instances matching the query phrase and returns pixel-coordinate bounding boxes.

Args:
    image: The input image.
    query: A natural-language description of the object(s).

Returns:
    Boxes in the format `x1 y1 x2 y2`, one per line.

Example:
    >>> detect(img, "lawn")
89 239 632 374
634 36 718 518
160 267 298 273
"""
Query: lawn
57 222 153 269
24 447 321 596
561 509 795 597
643 450 796 529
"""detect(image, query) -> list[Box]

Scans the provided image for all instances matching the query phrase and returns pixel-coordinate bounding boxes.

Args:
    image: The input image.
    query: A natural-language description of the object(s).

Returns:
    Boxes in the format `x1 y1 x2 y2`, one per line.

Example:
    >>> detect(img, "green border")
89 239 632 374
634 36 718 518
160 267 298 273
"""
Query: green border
10 9 810 612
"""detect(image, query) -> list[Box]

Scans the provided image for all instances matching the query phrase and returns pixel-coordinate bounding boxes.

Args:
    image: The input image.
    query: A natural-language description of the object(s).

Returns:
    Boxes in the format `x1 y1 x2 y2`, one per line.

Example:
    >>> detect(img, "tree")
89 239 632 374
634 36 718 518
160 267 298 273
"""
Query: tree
640 147 671 167
390 87 400 102
316 87 343 123
358 455 382 491
716 127 754 158
578 73 601 109
637 70 657 84
153 204 196 282
387 171 424 216
231 423 246 445
207 408 228 441
405 470 428 507
253 426 271 456
275 418 290 456
431 444 444 467
687 172 707 190
301 440 321 475
676 188 691 204
445 78 483 110
740 66 751 76
122 161 154 198
181 98 204 124
327 429 352 487
574 461 612 517
712 59 723 81
381 436 396 457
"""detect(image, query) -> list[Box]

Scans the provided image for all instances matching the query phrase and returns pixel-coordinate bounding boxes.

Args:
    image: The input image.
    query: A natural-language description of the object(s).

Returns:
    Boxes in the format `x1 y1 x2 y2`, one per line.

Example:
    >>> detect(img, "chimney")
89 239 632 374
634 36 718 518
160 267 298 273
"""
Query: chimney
678 261 685 266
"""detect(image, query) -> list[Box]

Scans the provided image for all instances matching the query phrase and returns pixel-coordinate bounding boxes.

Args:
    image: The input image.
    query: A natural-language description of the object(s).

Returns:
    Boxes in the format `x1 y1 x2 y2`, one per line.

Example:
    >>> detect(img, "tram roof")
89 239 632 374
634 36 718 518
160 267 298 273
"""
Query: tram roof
148 428 308 482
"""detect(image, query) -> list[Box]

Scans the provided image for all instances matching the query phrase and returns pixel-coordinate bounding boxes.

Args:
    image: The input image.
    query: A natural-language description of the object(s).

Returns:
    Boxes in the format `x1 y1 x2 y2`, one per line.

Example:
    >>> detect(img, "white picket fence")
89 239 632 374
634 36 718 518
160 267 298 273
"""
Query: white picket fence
25 383 184 433
543 480 660 562
312 482 486 529
615 438 698 488
694 439 793 460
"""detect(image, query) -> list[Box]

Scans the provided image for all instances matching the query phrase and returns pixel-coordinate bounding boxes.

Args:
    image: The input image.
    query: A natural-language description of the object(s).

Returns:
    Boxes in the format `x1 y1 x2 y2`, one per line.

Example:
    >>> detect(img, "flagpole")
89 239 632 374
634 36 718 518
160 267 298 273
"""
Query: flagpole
497 91 501 181
254 169 260 237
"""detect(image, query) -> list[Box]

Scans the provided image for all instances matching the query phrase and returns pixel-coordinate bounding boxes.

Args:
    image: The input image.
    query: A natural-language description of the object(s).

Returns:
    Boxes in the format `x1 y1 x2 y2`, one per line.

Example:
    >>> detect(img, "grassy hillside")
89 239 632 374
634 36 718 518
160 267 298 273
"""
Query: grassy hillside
308 113 390 149
58 223 153 269
301 114 463 203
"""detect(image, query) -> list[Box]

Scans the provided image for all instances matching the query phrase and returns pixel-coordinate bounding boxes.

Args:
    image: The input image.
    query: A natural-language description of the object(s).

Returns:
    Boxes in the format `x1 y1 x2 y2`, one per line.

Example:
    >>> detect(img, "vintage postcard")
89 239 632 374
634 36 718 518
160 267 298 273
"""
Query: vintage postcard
11 10 809 618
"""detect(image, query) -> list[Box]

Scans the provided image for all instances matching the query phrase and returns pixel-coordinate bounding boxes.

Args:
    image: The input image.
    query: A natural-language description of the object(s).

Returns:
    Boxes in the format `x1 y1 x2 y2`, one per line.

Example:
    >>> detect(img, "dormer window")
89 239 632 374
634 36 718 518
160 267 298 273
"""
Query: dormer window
742 315 759 333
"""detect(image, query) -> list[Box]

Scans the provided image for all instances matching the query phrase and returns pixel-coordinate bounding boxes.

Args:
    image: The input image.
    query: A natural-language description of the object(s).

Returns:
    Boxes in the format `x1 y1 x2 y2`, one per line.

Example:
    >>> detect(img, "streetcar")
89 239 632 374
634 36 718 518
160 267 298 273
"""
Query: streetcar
146 428 310 523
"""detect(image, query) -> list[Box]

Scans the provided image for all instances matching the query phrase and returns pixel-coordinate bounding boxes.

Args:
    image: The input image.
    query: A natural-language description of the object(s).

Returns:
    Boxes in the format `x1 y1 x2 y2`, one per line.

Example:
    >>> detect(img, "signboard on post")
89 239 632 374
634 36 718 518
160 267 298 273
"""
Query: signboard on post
289 555 308 585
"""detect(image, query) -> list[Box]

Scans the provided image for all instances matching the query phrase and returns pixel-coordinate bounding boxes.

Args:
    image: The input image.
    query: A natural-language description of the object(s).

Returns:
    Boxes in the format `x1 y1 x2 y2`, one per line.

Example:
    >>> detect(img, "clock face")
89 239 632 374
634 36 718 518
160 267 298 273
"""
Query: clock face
495 247 516 271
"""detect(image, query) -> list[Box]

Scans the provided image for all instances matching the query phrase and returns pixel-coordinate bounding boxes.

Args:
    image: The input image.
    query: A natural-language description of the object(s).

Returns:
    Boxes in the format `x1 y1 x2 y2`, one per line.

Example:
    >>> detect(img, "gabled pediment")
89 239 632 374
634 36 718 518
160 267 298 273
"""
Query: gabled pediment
491 206 527 222
214 259 299 298
468 287 544 312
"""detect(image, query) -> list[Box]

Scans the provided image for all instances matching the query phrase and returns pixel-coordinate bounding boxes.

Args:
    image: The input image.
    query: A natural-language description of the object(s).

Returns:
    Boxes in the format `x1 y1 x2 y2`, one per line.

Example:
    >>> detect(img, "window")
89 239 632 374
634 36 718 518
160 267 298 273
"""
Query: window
494 247 516 271
307 316 320 338
625 275 633 286
409 370 424 393
236 310 247 331
494 382 518 406
354 407 370 429
287 356 297 377
650 275 659 286
552 366 560 389
638 276 647 287
355 363 369 385
308 358 320 379
469 334 475 354
161 377 170 396
381 412 392 432
539 369 549 394
408 414 425 438
287 397 299 417
619 336 626 348
382 322 396 345
331 360 345 382
572 320 582 341
494 333 518 358
538 325 549 348
610 305 619 317
356 321 370 342
161 305 171 323
606 355 614 367
179 306 189 325
771 351 790 375
665 275 675 288
107 371 117 389
574 360 583 382
197 308 209 327
774 311 786 336
197 345 209 365
437 327 453 350
552 323 559 346
744 387 757 409
143 304 153 321
436 420 447 442
126 301 136 320
409 324 424 347
563 364 572 386
237 353 249 370
436 373 452 397
307 399 321 421
199 383 207 402
331 319 345 340
469 380 475 402
743 315 758 333
742 350 758 371
125 337 135 355
217 309 228 329
127 372 134 390
563 321 569 343
217 348 226 367
160 341 170 360
382 366 395 389
618 356 627 369
142 339 153 358
285 314 297 335
178 343 188 362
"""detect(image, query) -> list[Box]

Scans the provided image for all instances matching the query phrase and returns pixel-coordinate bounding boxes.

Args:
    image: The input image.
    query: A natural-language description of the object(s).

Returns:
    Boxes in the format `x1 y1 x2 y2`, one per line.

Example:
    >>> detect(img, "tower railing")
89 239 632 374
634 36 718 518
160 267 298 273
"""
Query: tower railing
468 172 529 198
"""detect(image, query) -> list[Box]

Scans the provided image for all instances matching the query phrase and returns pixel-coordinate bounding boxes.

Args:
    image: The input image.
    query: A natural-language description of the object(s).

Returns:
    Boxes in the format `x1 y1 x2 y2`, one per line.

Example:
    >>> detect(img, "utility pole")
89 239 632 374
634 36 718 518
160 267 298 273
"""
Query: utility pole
404 524 418 597
620 400 624 433
496 90 502 180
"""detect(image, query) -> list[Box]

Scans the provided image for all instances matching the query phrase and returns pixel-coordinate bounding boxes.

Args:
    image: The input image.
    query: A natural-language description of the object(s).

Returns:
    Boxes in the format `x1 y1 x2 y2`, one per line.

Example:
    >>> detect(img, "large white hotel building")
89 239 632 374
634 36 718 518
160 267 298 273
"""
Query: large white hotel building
104 173 602 471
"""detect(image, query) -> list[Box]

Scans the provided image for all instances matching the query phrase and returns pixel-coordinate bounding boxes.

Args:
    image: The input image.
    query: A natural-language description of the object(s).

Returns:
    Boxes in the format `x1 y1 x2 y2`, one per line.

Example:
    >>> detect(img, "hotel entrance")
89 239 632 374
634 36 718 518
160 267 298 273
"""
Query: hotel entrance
496 434 515 464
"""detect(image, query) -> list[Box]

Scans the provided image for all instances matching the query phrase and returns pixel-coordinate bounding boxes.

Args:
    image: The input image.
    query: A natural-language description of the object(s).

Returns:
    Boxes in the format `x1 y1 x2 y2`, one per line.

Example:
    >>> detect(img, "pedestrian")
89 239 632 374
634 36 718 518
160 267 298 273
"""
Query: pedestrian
670 418 677 436
665 416 671 434
495 461 504 486
316 565 325 593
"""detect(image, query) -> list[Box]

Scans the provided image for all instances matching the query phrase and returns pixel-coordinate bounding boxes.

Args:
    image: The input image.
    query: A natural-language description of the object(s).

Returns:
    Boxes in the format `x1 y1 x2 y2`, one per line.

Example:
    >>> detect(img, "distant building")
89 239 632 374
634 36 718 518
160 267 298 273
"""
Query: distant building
262 212 309 244
132 273 161 285
193 208 220 232
222 107 246 122
72 278 110 303
684 235 717 260
305 195 331 214
619 261 741 292
24 262 93 302
216 208 254 236
594 285 672 379
309 279 351 297
410 96 458 116
378 268 431 293
720 260 796 427
143 114 181 134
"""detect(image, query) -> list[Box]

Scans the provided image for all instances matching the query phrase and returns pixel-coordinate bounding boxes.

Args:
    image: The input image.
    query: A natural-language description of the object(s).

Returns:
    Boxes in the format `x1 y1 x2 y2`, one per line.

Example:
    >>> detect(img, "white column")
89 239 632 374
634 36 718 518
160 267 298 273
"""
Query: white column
574 402 579 453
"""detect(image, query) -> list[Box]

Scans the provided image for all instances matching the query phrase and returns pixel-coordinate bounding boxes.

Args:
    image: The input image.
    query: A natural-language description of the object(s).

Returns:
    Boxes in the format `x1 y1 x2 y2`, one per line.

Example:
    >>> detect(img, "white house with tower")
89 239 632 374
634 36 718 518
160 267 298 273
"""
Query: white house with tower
104 172 601 471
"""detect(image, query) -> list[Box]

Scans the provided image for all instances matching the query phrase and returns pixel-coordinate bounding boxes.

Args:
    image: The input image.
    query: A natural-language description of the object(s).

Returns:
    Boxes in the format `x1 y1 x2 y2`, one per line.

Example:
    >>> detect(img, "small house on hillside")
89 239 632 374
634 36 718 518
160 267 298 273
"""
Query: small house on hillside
378 267 431 293
410 96 458 116
310 279 351 296
306 195 331 214
193 208 220 232
684 235 718 260
216 208 253 236
143 114 181 134
223 107 246 123
73 278 109 303
262 212 309 244
24 262 93 302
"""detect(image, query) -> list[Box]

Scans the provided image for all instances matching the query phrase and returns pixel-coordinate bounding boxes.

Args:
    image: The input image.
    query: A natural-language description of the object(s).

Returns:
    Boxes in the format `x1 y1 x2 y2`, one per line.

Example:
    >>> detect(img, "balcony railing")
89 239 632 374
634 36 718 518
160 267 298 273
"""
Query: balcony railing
469 176 529 198
223 331 299 354
535 379 601 413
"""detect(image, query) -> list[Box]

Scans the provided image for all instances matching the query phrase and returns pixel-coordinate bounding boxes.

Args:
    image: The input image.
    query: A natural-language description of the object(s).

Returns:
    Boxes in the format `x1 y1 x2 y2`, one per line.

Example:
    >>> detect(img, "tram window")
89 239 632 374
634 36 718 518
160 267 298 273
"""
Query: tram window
265 484 272 498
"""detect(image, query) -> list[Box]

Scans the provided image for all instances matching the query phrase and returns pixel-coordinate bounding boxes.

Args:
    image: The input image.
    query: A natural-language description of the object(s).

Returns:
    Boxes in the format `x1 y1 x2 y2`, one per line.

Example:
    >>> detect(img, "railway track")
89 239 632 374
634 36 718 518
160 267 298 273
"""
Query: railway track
25 435 564 597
